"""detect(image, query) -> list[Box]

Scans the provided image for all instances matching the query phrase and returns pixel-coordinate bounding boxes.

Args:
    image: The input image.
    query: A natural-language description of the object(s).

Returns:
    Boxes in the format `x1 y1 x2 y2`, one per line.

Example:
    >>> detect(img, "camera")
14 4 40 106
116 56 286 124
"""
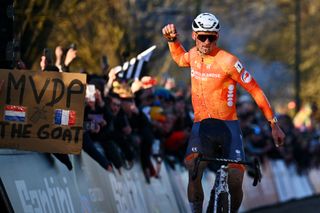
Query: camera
69 43 77 50
84 121 99 131
43 48 54 65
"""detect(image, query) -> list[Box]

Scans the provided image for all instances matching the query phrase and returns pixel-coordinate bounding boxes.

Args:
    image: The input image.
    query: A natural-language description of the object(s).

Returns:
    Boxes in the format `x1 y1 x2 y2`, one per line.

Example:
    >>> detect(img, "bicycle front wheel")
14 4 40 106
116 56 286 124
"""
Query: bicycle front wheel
216 192 230 213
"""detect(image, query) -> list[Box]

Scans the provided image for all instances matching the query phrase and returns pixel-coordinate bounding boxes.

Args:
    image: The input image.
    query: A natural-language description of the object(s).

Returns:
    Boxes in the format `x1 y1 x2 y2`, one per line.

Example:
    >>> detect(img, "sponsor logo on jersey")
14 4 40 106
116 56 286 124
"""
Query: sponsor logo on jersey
241 70 252 83
191 69 221 80
227 84 235 107
234 61 243 73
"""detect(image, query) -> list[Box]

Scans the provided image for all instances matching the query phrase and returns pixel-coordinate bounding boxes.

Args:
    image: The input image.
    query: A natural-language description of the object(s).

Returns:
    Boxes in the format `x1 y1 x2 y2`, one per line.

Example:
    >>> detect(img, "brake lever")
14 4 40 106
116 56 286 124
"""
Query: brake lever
252 158 262 186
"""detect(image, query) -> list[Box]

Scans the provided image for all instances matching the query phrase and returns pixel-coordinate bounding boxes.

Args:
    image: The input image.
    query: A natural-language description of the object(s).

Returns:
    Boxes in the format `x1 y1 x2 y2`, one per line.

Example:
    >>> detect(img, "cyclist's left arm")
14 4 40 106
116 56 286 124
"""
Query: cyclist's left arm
227 57 285 146
227 59 273 121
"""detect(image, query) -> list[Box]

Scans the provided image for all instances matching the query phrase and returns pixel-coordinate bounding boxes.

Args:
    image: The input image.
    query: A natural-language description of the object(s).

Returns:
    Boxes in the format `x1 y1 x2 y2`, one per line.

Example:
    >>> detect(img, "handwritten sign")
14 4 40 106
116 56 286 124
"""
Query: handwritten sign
0 69 86 154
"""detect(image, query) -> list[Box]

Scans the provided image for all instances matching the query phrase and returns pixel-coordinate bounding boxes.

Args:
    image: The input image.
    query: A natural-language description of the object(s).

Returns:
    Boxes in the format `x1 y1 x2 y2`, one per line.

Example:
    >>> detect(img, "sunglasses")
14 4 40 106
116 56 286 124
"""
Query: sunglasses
197 34 218 42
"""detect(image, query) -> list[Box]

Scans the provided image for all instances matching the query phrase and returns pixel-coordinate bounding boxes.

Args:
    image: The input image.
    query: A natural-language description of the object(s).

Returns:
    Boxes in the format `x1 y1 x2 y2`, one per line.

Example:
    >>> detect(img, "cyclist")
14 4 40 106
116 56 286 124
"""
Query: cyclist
162 12 285 212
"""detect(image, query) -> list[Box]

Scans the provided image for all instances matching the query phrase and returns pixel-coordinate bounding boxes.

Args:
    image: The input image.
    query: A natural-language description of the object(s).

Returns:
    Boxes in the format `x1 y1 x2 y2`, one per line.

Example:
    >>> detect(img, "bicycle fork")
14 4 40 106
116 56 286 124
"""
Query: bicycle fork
213 165 231 213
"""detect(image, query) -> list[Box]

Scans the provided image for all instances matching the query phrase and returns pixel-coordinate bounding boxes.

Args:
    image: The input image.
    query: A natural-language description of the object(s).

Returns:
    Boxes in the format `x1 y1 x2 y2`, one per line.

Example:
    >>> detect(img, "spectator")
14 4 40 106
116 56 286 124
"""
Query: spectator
164 95 193 166
86 91 125 173
39 49 72 170
55 44 77 72
133 80 162 182
279 114 311 173
83 87 113 172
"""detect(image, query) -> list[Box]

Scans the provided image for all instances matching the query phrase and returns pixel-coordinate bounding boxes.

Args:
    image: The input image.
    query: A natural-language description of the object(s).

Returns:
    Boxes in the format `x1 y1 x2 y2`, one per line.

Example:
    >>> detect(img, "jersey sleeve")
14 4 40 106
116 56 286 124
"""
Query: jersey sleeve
226 57 274 121
168 41 190 67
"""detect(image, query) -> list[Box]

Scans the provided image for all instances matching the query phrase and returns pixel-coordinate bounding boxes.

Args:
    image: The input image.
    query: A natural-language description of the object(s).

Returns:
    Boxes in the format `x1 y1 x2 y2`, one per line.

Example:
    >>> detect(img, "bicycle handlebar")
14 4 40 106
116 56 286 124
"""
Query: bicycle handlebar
191 153 262 186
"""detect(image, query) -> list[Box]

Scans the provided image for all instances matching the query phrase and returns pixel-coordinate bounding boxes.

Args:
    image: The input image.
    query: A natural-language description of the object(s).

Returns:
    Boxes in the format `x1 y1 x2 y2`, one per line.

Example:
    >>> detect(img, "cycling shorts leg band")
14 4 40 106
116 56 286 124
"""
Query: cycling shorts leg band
184 153 199 170
228 163 246 172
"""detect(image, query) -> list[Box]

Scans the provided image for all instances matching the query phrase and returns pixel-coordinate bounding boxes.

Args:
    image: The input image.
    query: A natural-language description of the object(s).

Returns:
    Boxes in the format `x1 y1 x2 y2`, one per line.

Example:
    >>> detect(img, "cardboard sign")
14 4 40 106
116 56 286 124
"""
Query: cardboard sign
0 69 86 154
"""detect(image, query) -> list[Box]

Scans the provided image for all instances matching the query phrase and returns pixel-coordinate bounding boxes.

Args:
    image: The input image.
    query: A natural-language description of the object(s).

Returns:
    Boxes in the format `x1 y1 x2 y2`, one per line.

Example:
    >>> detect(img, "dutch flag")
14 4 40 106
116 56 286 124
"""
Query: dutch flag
54 109 76 126
4 105 27 122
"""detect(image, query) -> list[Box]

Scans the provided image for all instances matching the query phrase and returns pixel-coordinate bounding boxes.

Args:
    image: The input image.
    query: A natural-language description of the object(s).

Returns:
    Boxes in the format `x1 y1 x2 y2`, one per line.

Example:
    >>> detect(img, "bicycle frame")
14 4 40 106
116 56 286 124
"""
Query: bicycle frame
214 165 231 213
192 154 261 186
191 153 262 213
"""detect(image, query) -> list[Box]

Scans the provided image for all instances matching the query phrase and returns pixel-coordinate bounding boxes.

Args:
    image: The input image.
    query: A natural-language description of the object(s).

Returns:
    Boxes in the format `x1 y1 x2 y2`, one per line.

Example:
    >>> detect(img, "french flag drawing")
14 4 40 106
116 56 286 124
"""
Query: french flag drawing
54 109 76 126
4 105 27 122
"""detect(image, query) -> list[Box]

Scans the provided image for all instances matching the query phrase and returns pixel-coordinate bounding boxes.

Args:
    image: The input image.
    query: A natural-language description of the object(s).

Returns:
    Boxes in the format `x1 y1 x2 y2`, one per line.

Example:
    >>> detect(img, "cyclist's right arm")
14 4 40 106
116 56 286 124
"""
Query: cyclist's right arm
162 24 190 67
168 42 190 67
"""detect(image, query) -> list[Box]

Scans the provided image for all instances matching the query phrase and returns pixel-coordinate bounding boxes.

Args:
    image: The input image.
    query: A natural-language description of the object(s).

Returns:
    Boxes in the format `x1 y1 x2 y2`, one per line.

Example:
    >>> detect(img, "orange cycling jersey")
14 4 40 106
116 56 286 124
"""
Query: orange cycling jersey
168 41 274 122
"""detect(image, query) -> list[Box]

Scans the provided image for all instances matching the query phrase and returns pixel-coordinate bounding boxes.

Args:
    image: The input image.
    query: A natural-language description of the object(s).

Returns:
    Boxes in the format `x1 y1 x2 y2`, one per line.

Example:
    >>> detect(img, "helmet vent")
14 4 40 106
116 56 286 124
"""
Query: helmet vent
192 21 199 29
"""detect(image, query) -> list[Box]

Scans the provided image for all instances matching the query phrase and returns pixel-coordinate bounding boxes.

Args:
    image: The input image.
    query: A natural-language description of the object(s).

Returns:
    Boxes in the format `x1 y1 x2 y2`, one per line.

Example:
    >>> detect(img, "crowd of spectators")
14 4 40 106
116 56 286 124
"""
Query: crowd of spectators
12 44 320 183
82 69 195 182
237 95 320 175
27 45 194 183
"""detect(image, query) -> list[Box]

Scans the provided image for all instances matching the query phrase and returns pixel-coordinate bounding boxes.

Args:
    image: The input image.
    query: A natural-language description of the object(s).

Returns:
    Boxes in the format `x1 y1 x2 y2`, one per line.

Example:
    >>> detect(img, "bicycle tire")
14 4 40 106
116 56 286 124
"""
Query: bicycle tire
122 159 134 170
216 192 229 213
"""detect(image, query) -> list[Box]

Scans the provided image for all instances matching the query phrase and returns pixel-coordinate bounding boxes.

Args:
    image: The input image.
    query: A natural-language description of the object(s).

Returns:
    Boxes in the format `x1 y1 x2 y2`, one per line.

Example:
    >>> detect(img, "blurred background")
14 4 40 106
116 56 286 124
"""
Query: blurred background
1 0 320 212
3 0 318 112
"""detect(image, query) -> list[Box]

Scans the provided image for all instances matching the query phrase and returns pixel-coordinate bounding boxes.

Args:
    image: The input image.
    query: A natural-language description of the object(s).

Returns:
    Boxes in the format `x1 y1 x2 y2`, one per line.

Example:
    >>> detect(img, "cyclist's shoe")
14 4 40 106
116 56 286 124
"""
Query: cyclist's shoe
189 202 203 213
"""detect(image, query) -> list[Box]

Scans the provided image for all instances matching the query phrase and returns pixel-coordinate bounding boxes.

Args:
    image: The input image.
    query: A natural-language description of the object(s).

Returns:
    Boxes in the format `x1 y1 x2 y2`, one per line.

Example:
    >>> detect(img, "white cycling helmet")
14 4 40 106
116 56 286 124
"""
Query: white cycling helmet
192 13 220 32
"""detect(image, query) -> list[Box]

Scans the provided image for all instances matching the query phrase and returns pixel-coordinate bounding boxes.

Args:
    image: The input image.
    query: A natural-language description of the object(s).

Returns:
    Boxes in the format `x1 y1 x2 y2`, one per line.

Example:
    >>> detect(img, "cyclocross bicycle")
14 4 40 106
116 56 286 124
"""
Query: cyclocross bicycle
192 153 262 213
